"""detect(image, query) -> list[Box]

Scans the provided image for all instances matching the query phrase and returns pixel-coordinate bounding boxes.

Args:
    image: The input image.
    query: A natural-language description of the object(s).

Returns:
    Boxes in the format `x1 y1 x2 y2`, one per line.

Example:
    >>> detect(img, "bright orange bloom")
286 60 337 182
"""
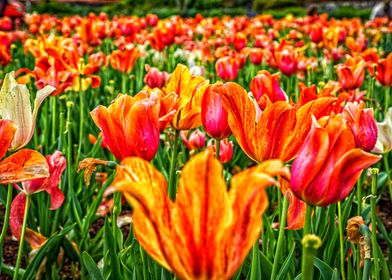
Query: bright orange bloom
90 93 161 161
217 82 338 162
336 56 365 90
290 114 381 206
109 47 140 74
164 64 209 130
376 52 392 87
0 119 48 184
112 151 289 280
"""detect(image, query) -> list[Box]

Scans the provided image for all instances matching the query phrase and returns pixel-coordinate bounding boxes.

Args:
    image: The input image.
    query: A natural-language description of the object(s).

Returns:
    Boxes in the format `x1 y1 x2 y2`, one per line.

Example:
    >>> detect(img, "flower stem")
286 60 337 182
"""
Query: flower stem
338 201 346 280
0 184 13 251
215 139 220 160
271 195 289 280
356 179 362 216
51 96 57 145
122 73 128 94
301 203 313 277
359 224 372 280
13 195 30 280
77 82 85 164
385 86 390 115
370 168 380 280
168 130 180 201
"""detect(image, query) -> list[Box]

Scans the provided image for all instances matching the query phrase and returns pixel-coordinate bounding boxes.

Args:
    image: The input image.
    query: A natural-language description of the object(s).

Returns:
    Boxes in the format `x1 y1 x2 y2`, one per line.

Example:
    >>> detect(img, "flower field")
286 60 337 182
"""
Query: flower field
0 11 391 280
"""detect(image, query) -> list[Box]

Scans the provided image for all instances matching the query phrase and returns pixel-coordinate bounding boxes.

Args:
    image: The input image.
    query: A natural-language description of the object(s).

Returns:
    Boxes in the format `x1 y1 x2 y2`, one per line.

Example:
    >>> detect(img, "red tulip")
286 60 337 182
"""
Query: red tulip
309 24 323 43
215 56 239 81
201 84 231 140
376 52 392 87
343 101 378 152
144 65 168 89
249 48 264 66
290 114 381 206
207 139 234 163
275 47 298 76
90 93 161 161
180 129 206 150
336 56 365 90
233 32 247 51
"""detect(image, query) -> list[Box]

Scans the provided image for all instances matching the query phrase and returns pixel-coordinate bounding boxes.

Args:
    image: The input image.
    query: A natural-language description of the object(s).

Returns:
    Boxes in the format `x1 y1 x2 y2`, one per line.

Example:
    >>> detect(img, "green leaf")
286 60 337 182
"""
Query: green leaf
82 251 104 280
259 250 272 280
103 218 122 279
22 224 75 280
314 257 338 280
277 243 296 280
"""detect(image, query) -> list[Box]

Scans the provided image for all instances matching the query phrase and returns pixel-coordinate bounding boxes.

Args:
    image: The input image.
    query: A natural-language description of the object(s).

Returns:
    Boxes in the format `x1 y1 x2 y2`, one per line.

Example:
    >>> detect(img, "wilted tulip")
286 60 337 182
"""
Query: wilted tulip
112 151 289 280
290 114 381 206
336 56 365 90
0 71 55 151
201 84 231 140
90 93 161 161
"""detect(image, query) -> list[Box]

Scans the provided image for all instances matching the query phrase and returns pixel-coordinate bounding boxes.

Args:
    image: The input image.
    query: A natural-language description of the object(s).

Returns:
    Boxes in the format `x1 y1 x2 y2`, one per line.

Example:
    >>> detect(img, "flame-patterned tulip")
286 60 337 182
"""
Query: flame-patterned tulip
144 65 168 89
290 114 381 206
112 151 289 280
90 93 161 161
215 56 240 81
343 101 378 152
201 84 231 140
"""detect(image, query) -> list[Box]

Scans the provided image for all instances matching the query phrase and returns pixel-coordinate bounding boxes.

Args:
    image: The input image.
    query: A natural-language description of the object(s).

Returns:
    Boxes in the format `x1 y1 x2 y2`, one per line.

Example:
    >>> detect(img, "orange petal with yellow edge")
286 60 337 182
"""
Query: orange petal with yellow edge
0 149 48 184
0 119 16 160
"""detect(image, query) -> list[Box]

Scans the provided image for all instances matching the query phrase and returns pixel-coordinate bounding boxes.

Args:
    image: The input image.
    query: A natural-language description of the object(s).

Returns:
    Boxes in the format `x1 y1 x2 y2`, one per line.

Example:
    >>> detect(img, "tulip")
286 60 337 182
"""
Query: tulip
376 52 392 87
109 47 140 74
250 70 287 109
233 32 247 51
275 47 298 76
217 82 338 162
207 139 234 163
144 65 168 89
343 102 377 152
336 56 365 90
372 107 392 154
112 151 289 280
10 151 66 240
90 93 161 161
180 129 206 151
0 72 55 151
249 48 264 66
164 64 209 131
215 56 240 81
290 114 381 206
0 119 48 185
309 24 323 43
201 84 231 140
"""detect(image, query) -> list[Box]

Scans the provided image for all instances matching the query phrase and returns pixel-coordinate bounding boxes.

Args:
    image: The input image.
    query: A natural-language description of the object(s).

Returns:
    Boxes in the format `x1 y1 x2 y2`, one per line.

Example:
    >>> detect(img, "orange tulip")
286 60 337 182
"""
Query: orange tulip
164 64 209 130
336 56 365 90
290 114 381 206
112 151 289 280
90 93 161 161
376 52 392 87
217 82 338 162
109 47 140 74
0 119 48 185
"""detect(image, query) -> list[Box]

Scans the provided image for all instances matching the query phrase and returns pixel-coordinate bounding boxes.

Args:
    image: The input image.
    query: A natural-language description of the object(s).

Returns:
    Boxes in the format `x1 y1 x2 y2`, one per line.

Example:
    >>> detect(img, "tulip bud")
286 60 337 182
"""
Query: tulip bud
201 84 231 140
144 65 167 89
215 56 239 81
180 129 206 151
207 139 233 163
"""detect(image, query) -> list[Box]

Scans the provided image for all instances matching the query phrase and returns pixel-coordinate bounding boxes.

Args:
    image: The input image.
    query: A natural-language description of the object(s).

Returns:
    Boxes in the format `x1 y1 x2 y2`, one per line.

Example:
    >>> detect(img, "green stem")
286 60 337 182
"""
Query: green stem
385 86 390 115
250 241 261 280
215 139 220 160
359 224 372 280
382 154 392 203
370 168 380 280
337 201 346 280
51 96 57 146
13 194 30 280
77 79 85 163
356 178 362 216
66 102 74 194
0 185 13 252
122 73 128 94
168 130 180 201
271 195 289 280
302 204 313 278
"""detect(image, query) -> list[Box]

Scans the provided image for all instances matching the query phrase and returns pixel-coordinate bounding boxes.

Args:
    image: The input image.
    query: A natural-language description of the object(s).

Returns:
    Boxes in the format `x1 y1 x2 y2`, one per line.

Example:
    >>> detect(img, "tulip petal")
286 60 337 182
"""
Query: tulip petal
0 149 49 184
10 192 26 240
0 119 16 160
112 157 185 277
172 151 229 279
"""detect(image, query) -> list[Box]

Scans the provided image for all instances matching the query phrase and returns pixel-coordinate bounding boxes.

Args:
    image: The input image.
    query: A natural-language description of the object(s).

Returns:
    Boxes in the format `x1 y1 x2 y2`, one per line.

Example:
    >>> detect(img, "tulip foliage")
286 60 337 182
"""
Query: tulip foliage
0 11 391 280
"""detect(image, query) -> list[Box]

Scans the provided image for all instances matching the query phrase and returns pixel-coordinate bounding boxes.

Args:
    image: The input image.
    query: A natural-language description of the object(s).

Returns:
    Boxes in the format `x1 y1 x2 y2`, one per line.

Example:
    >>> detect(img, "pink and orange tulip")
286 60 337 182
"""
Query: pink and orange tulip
336 56 365 90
